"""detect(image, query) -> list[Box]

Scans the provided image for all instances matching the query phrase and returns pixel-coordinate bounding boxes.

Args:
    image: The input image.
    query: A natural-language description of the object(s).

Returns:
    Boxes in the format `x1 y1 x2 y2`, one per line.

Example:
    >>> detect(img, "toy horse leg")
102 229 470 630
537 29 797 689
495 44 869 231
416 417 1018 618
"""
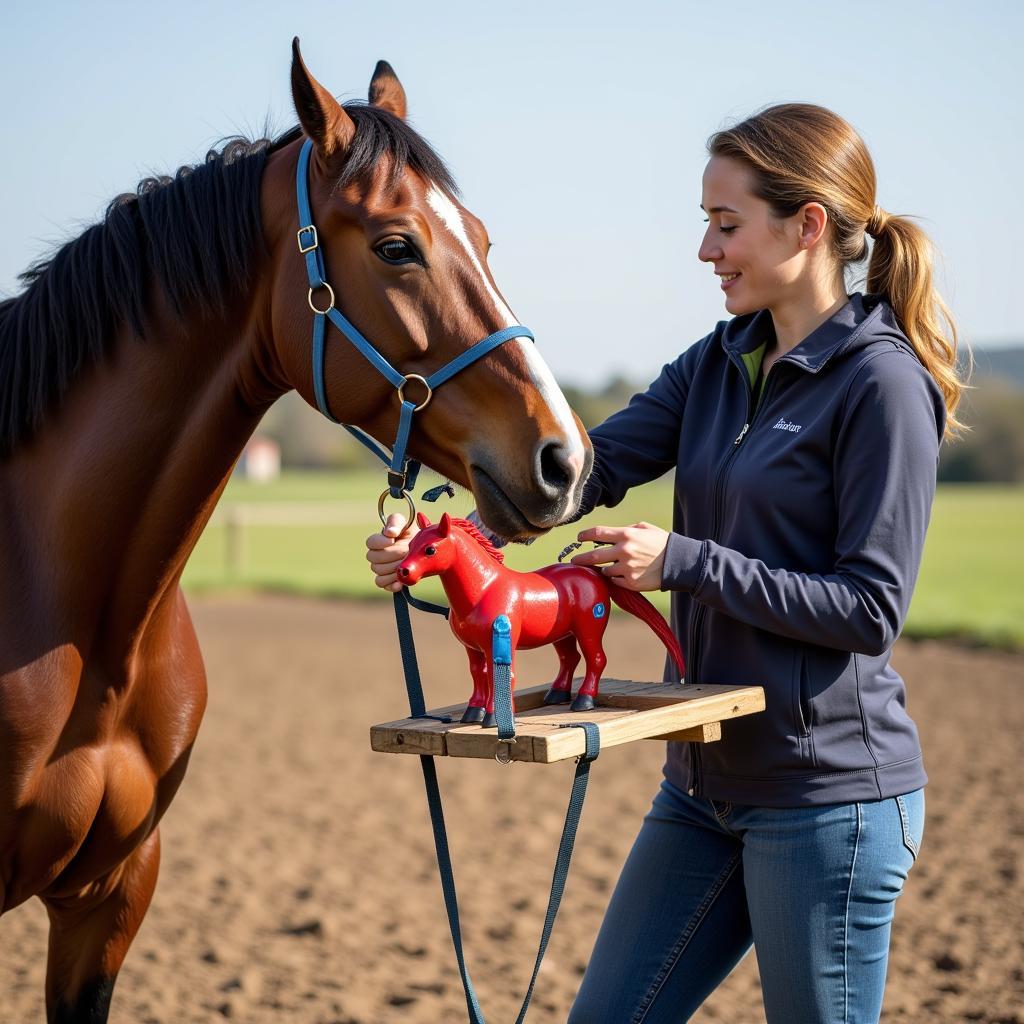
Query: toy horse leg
571 630 608 713
42 827 161 1024
543 635 581 705
461 648 489 724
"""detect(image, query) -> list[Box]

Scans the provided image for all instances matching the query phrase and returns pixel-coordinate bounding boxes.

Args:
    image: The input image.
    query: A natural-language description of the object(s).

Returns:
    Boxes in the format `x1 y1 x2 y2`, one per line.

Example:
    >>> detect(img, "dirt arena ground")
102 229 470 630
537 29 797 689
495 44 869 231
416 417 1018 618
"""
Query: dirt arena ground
2 594 1022 1023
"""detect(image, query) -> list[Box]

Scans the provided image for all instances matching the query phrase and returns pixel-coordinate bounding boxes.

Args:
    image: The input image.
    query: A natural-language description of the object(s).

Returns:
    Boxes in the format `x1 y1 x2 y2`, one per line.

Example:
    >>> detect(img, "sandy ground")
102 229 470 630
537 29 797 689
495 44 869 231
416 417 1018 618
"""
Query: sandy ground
2 594 1022 1023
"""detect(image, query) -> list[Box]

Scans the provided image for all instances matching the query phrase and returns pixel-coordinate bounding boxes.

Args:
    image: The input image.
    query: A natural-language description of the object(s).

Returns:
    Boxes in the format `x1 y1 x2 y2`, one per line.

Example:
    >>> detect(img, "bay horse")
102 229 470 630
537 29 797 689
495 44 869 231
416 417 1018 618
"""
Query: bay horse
399 513 684 724
0 41 591 1022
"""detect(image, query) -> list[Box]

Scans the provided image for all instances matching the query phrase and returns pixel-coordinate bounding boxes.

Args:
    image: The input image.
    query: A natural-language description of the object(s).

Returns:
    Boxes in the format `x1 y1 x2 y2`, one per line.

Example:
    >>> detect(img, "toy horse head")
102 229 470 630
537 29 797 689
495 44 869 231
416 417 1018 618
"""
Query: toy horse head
397 513 458 584
398 512 505 585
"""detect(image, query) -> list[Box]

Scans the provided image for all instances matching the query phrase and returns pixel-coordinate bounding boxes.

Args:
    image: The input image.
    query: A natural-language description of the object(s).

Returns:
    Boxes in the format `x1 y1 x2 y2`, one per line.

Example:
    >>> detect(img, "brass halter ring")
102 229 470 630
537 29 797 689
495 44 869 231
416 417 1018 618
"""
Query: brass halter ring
378 488 417 531
397 373 433 412
307 282 336 315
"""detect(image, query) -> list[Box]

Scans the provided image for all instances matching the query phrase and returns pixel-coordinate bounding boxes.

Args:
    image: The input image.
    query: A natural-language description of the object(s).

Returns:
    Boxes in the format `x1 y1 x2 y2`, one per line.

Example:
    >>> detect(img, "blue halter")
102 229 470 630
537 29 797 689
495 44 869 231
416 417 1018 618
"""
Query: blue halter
294 138 534 510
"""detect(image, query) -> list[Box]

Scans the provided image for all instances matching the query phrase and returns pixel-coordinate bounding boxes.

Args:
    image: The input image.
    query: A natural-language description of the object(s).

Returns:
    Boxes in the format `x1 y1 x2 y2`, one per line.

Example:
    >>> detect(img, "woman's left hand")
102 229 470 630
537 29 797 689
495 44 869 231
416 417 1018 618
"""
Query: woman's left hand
570 523 671 592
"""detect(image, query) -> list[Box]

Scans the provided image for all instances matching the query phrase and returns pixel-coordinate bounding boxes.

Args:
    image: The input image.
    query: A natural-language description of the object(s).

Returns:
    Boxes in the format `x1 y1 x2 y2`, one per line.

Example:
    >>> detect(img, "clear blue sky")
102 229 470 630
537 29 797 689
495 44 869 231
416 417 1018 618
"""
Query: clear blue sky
2 0 1020 385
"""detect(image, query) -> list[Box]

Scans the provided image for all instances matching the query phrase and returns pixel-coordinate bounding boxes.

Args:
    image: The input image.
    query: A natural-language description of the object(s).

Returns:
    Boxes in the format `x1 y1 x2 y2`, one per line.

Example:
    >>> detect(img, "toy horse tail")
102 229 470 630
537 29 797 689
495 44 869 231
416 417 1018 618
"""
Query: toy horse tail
607 587 686 677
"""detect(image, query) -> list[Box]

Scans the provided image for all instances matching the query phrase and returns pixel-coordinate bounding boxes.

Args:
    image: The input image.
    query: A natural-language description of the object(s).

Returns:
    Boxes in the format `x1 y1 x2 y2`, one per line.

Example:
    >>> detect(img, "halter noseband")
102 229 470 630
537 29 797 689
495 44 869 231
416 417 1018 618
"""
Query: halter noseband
294 138 534 523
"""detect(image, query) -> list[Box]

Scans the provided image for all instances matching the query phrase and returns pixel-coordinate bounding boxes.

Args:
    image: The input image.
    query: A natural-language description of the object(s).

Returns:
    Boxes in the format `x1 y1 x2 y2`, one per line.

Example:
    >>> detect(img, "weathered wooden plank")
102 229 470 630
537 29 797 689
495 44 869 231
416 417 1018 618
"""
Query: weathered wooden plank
371 679 765 764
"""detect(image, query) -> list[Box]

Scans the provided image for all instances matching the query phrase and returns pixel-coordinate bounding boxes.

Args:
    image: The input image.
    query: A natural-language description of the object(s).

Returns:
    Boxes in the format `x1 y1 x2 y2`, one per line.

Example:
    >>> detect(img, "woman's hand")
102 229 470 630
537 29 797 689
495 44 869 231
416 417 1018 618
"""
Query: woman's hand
365 513 420 592
570 522 670 592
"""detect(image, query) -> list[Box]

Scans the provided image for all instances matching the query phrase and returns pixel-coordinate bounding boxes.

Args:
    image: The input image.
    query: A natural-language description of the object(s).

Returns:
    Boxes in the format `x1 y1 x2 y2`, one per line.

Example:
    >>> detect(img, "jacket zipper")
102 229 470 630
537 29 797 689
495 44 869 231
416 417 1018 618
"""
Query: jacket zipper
686 355 785 797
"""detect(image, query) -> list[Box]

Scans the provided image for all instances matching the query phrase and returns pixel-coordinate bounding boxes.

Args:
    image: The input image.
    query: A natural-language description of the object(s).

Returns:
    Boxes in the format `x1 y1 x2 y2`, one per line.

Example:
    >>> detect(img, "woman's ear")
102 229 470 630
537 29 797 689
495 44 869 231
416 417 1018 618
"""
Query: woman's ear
798 202 830 251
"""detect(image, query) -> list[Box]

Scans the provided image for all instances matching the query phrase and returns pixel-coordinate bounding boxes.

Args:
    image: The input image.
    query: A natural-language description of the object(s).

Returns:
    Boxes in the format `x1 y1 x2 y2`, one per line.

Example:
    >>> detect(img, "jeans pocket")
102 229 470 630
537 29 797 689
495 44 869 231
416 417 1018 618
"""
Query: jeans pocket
895 793 923 862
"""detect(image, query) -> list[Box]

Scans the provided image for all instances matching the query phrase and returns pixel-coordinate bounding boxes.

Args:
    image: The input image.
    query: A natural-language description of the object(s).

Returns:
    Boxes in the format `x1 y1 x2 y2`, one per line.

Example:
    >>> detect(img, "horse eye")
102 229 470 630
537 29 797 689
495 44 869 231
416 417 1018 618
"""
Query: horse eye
374 238 421 265
424 545 436 556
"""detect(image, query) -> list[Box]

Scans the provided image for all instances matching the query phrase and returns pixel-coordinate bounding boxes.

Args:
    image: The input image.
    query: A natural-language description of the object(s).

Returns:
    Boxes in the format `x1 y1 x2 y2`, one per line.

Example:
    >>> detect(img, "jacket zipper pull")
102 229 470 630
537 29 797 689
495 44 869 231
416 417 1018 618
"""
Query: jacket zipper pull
733 422 749 445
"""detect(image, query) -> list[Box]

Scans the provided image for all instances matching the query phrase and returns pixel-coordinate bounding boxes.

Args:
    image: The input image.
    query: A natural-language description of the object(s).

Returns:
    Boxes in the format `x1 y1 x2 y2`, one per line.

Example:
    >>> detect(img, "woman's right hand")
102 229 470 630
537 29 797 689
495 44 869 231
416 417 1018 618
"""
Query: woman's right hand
365 513 420 592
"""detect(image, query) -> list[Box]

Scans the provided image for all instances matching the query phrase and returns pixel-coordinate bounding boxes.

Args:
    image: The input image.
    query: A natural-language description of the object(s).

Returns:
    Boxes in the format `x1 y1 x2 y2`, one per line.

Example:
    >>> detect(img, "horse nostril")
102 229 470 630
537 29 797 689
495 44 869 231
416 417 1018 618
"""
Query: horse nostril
399 566 410 578
535 440 575 495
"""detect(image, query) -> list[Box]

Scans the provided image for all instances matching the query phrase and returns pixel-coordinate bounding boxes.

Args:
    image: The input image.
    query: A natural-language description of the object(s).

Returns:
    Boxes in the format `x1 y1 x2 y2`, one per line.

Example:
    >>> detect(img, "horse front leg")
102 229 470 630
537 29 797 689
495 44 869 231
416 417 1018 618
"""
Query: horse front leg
42 827 161 1024
461 647 489 724
543 635 581 706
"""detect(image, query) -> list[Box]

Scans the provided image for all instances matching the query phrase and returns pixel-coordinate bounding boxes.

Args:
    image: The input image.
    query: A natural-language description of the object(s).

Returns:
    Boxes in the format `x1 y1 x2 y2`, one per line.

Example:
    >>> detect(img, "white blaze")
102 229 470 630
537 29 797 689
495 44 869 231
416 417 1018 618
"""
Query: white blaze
425 186 585 476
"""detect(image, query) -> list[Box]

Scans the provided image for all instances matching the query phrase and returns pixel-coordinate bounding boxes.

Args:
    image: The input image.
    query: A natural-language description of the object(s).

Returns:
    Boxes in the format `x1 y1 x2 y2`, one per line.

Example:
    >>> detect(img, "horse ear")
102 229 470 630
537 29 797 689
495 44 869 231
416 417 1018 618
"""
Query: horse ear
416 512 431 530
368 60 407 120
439 513 452 537
290 38 355 158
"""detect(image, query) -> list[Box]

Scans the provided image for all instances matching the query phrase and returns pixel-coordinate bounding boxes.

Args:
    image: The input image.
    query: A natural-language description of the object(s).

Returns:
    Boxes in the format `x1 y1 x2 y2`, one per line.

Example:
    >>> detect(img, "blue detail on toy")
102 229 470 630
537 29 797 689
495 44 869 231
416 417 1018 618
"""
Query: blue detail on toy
492 615 513 665
593 603 606 619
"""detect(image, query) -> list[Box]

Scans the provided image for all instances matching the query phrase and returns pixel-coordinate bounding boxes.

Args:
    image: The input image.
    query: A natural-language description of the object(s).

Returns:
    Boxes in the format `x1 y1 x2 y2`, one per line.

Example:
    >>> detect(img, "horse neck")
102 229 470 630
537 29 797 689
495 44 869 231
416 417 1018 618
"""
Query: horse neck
1 282 281 664
436 533 508 619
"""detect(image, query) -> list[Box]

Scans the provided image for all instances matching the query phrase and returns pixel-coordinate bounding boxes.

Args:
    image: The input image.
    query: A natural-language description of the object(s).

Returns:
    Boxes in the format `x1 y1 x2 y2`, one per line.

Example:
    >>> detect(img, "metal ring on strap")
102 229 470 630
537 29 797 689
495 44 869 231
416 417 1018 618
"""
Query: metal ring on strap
378 488 416 531
495 737 517 765
307 282 336 315
397 373 433 412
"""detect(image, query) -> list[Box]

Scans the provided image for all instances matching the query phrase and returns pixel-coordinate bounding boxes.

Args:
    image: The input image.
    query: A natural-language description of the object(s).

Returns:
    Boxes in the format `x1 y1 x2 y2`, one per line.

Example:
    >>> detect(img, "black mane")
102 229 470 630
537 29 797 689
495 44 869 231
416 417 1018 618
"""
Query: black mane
0 103 457 458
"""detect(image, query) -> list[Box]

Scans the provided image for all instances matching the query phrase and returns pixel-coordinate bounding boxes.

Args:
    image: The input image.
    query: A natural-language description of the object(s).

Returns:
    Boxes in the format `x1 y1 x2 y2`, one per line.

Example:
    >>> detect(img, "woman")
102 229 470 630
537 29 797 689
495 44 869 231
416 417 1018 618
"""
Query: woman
366 103 963 1022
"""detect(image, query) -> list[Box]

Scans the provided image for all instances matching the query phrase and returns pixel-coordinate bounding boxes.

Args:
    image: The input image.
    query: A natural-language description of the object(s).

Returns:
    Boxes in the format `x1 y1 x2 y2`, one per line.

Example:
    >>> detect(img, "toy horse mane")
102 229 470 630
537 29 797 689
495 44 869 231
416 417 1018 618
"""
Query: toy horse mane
451 518 505 564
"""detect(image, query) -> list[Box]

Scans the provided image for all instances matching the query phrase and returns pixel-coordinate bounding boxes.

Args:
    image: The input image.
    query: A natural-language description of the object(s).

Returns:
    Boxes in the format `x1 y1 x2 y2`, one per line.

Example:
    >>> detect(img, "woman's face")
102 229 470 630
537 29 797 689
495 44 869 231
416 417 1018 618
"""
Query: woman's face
698 156 804 317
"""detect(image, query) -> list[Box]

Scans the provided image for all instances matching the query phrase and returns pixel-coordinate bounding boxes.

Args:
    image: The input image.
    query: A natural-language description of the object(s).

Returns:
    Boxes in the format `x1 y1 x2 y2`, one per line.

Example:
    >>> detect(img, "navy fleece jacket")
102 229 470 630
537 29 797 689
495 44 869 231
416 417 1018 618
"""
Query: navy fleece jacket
580 292 945 806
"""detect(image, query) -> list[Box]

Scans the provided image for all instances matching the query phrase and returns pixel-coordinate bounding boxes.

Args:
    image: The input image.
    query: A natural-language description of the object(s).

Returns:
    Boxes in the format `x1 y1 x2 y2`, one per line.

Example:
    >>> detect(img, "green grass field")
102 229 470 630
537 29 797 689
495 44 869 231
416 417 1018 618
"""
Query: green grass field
182 472 1024 649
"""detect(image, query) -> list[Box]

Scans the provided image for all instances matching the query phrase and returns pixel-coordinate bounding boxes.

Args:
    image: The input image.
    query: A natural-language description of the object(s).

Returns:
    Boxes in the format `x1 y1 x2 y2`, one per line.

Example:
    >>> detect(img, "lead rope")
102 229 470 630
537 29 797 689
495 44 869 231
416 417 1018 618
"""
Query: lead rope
294 135 597 1020
491 616 600 1024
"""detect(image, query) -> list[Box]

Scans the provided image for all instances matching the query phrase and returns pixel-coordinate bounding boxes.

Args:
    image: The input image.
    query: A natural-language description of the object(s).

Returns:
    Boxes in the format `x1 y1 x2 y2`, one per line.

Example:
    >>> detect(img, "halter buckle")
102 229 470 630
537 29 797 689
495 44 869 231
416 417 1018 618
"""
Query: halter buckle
296 225 318 253
398 374 433 412
307 282 336 315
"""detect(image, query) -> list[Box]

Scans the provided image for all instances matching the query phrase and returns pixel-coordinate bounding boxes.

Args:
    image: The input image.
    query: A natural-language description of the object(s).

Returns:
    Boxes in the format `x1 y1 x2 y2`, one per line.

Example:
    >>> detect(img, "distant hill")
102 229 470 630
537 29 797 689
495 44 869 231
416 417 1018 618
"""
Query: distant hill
967 345 1024 390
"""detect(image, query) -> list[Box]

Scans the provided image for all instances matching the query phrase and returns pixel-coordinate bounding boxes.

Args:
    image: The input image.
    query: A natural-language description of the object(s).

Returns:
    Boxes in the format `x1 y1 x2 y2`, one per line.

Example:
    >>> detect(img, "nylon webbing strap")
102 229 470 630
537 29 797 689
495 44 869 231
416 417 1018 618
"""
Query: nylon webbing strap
300 131 595 1022
488 614 601 1023
492 615 515 742
390 597 601 1023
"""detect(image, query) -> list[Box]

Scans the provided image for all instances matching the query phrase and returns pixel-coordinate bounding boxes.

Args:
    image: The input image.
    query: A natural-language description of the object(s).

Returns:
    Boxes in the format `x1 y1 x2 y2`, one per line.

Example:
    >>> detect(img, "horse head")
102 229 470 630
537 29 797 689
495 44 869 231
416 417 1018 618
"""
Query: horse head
261 41 592 541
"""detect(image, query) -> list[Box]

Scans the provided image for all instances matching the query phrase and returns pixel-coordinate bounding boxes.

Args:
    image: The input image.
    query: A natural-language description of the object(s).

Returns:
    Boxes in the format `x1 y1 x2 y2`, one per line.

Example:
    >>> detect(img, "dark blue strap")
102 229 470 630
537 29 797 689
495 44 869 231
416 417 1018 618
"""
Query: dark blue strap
513 721 599 1024
425 326 535 389
311 313 339 423
325 306 407 389
487 616 600 1024
389 400 417 496
418 754 486 1024
403 587 449 619
391 601 599 1023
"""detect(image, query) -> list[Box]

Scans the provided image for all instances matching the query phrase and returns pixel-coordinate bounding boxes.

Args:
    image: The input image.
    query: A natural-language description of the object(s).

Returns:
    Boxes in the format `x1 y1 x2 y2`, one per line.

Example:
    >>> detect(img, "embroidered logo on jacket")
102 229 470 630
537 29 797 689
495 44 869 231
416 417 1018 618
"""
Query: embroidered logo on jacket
773 417 803 433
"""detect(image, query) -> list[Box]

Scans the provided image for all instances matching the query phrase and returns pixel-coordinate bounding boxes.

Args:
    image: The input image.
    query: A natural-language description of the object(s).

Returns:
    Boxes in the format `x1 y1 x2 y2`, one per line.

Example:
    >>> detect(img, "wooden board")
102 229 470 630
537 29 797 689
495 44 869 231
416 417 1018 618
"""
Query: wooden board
370 679 765 764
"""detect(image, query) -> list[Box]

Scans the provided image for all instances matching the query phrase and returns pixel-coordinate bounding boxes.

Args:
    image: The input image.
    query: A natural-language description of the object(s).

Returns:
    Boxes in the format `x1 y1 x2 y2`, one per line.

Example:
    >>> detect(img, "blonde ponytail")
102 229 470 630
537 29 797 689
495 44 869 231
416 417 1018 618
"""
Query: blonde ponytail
866 212 967 435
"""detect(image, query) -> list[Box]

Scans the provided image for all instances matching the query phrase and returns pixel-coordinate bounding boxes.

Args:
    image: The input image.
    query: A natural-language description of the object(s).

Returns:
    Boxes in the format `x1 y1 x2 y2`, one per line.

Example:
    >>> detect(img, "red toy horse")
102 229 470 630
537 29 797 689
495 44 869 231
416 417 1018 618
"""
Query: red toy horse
398 513 686 726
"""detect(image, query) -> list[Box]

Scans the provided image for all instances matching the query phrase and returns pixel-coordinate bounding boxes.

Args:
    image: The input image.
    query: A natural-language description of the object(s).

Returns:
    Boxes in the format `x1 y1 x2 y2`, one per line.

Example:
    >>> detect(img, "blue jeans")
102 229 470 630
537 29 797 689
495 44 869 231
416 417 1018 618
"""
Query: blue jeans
569 780 924 1024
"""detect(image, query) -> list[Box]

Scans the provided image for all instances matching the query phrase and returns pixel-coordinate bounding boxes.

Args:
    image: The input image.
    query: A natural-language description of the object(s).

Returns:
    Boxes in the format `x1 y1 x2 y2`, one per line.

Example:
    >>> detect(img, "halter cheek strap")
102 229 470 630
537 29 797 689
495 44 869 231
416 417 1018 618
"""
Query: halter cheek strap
294 138 534 501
